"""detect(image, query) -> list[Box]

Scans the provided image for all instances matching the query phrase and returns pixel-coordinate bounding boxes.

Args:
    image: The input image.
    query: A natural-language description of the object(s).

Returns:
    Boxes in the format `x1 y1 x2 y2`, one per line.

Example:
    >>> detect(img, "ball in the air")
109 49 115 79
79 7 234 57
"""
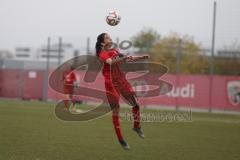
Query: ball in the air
106 11 121 26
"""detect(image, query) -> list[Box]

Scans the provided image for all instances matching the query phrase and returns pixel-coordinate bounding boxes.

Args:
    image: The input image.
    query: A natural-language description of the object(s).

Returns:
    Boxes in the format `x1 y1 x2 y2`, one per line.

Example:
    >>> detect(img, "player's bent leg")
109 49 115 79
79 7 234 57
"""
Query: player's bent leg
122 94 141 127
124 94 145 139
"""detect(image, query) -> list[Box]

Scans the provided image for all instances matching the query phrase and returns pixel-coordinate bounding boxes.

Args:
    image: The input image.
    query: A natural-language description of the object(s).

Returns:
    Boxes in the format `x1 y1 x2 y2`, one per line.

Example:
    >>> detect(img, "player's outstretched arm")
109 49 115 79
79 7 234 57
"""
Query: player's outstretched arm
104 54 149 65
105 56 128 65
127 55 150 62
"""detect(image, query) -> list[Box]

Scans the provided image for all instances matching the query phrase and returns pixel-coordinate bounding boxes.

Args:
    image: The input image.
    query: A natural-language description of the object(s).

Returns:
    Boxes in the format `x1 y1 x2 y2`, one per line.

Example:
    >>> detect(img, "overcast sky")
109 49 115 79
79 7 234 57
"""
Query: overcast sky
0 0 240 51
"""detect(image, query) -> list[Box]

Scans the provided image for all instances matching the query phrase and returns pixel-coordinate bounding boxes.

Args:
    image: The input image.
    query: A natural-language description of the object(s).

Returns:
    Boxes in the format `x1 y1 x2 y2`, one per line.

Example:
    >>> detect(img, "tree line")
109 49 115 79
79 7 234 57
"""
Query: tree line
131 28 240 76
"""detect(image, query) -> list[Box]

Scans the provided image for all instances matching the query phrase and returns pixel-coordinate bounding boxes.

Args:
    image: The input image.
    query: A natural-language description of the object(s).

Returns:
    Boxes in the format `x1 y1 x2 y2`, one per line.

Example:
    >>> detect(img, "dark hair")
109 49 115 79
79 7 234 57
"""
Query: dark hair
95 33 106 57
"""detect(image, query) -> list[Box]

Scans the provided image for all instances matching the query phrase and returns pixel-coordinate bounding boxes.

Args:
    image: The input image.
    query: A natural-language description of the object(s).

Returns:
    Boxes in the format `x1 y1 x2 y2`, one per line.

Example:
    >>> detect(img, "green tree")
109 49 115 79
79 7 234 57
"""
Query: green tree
150 33 209 74
132 27 160 53
132 28 240 75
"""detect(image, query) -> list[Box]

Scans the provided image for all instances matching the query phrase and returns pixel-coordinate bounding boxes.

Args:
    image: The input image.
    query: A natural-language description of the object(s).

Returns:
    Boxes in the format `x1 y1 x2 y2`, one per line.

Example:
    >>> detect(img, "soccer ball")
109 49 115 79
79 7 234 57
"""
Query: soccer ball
106 11 121 26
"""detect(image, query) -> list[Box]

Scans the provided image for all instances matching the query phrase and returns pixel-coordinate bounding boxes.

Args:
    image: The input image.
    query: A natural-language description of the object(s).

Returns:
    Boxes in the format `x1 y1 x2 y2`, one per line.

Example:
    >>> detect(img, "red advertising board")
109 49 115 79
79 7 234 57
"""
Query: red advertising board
1 69 240 111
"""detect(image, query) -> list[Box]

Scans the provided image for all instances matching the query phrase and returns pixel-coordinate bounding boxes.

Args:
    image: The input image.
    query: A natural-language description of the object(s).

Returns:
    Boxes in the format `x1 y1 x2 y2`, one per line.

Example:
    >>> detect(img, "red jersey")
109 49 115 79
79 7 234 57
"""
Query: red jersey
63 70 76 85
99 48 135 104
99 49 125 82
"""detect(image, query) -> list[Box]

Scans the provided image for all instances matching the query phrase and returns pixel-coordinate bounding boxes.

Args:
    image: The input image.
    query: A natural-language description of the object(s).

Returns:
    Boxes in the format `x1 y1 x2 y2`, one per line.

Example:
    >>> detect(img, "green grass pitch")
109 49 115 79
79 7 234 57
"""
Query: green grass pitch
0 99 240 160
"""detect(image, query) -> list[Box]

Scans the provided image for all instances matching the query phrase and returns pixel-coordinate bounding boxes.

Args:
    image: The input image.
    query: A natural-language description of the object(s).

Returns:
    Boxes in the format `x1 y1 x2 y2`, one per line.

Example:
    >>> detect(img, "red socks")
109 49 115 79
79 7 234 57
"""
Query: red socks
112 115 123 141
112 105 141 141
132 106 140 129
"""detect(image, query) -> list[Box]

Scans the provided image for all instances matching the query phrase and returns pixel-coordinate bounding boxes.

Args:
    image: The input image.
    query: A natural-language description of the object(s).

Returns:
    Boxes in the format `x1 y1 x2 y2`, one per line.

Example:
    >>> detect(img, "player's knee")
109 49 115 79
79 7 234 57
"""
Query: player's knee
130 96 139 108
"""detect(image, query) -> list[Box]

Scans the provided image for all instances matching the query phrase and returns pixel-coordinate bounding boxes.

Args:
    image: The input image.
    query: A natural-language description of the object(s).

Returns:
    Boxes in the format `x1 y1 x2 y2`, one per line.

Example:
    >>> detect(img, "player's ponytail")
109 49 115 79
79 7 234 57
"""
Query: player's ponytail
95 33 106 57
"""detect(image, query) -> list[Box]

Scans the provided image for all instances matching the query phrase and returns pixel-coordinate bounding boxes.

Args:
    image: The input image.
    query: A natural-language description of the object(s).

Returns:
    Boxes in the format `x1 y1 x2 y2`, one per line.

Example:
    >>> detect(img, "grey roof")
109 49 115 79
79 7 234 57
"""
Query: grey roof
1 59 58 70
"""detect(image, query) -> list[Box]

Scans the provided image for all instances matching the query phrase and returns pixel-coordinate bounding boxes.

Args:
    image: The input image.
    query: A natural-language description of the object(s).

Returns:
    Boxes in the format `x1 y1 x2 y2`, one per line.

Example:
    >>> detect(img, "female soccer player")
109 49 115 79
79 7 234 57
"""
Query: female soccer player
95 33 149 149
62 66 78 112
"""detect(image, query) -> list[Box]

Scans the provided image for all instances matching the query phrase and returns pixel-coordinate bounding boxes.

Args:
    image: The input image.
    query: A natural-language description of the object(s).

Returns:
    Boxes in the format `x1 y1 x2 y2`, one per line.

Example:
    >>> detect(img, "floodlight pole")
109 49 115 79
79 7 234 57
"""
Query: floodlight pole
58 37 62 66
175 38 182 111
43 37 51 101
209 1 217 112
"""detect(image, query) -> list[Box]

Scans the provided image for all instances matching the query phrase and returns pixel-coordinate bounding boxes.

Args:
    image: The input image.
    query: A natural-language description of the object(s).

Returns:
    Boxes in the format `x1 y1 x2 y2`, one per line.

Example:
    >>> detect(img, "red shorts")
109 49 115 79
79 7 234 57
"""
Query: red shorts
105 78 135 105
64 84 74 95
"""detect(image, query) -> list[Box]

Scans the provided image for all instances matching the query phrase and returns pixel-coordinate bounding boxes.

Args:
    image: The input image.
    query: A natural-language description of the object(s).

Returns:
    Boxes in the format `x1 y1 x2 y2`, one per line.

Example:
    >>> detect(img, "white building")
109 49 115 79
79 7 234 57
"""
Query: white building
13 43 81 64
